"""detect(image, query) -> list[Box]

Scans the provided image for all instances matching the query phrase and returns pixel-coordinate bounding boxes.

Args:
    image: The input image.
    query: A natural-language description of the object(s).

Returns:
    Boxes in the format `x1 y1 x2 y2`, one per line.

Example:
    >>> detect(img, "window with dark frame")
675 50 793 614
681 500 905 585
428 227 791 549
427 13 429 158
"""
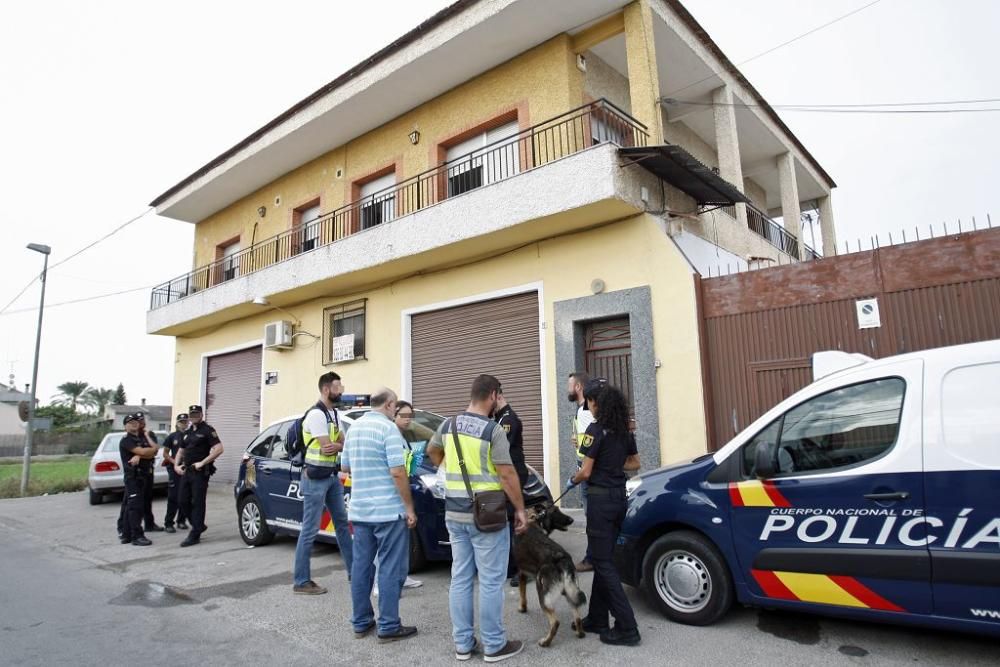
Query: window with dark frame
324 300 366 363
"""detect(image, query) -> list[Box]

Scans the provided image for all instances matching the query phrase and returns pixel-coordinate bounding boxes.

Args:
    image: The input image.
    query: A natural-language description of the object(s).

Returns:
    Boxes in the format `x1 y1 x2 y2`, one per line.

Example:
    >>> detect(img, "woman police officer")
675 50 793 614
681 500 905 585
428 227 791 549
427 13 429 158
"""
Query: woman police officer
570 379 642 646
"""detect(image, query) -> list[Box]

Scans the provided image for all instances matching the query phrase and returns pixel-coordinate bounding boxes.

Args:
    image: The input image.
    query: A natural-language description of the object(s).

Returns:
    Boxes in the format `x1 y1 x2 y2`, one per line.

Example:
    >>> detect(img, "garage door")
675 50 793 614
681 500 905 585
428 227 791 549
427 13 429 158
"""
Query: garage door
411 292 544 475
205 346 262 484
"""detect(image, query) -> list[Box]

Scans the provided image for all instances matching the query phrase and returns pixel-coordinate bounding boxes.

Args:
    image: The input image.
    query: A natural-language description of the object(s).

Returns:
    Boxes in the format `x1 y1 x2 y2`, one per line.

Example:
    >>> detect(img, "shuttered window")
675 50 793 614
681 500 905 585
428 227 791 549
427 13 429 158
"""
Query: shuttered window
411 292 544 474
205 345 262 484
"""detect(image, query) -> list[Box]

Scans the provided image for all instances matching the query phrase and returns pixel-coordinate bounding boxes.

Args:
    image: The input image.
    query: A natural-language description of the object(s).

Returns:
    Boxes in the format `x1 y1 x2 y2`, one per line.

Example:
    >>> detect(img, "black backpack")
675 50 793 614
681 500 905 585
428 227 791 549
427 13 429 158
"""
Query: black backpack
286 402 337 466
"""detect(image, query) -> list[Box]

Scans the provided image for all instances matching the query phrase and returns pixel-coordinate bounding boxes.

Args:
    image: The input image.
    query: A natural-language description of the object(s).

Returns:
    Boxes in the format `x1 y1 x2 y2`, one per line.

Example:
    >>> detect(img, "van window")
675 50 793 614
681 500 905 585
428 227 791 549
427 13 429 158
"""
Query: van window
741 377 905 478
942 362 1000 468
269 423 291 461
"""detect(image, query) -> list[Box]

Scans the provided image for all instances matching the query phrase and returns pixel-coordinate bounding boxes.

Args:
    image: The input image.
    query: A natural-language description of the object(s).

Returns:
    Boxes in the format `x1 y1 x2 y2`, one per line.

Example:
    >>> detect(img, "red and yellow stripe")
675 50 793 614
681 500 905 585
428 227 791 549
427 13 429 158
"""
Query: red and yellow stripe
320 509 335 534
729 480 790 508
752 569 904 612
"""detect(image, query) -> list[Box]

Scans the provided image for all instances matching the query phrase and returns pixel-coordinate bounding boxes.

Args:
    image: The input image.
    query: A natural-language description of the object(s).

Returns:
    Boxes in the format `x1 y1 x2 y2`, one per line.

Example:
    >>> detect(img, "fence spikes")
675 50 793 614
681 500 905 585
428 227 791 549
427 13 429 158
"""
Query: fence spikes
989 213 994 228
888 232 893 245
901 229 906 243
957 218 962 233
972 216 977 231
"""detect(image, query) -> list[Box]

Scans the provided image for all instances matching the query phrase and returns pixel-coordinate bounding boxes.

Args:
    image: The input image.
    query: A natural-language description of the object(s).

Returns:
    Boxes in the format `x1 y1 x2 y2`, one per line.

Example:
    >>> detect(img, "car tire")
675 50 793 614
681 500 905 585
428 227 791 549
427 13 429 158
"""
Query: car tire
88 487 103 505
641 530 733 626
408 527 427 573
238 494 274 546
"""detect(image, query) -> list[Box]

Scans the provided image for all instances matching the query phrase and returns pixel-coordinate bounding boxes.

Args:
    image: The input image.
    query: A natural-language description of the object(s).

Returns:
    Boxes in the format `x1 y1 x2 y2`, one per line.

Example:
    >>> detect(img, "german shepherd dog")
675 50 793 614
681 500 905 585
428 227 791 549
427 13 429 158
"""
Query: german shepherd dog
513 503 587 647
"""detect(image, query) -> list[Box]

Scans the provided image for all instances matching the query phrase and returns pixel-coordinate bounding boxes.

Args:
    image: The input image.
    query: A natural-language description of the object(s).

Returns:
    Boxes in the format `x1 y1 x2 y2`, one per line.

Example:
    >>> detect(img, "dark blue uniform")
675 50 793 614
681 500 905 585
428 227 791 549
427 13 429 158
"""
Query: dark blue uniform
119 433 151 542
178 420 220 544
163 429 188 529
581 422 638 635
496 404 528 580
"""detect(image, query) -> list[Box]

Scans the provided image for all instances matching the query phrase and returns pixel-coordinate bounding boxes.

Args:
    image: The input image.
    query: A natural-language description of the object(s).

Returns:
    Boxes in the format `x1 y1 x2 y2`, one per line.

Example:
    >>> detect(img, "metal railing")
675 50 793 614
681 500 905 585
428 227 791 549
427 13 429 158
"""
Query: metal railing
721 203 812 259
150 99 647 310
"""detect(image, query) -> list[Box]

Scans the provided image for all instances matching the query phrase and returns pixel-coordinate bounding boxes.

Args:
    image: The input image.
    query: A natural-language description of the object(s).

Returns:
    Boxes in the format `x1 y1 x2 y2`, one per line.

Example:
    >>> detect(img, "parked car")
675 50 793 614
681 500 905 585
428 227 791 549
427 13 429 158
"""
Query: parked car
87 431 169 505
615 340 1000 638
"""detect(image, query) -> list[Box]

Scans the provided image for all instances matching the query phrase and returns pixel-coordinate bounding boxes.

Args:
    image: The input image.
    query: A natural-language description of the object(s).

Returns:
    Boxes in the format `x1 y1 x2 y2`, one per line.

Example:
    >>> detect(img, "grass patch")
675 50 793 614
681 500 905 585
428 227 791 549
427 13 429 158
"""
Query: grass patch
0 456 90 498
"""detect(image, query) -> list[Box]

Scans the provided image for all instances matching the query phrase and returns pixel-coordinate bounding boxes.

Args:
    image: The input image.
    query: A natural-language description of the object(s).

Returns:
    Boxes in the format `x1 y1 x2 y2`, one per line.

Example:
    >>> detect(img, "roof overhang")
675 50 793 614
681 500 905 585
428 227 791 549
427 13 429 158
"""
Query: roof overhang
620 145 750 206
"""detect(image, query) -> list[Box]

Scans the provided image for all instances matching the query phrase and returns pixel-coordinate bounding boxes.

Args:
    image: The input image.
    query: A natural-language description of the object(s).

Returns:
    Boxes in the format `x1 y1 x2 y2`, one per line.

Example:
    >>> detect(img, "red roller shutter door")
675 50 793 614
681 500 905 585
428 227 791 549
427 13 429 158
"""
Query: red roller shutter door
411 292 544 475
205 346 262 485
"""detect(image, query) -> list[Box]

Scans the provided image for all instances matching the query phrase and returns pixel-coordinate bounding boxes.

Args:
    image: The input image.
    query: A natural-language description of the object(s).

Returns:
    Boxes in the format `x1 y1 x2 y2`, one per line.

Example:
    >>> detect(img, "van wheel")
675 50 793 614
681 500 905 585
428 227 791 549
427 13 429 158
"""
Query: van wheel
642 530 733 626
88 487 103 505
238 495 274 546
409 528 427 573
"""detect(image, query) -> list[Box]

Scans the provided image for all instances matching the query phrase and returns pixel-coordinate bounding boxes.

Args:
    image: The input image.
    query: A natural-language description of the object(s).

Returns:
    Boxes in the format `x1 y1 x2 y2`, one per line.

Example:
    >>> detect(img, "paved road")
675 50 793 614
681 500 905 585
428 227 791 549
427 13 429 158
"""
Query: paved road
0 489 996 666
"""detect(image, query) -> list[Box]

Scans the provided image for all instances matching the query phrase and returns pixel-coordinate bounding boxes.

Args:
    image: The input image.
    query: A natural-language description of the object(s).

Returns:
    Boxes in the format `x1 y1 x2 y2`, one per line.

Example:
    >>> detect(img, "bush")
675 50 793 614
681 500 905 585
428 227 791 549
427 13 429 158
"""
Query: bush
0 476 89 499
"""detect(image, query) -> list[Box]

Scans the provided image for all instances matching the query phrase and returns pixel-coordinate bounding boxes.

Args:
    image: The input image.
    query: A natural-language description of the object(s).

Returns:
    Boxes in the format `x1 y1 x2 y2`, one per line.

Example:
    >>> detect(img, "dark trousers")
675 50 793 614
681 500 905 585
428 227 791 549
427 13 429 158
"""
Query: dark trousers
179 469 209 538
121 470 146 540
164 466 187 527
143 467 156 528
585 488 637 631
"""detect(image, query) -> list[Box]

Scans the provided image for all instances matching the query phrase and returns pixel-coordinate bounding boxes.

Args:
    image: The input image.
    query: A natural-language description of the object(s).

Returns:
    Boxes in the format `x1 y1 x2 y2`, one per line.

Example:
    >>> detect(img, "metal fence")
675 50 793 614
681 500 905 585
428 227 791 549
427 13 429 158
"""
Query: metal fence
150 99 648 310
720 203 807 259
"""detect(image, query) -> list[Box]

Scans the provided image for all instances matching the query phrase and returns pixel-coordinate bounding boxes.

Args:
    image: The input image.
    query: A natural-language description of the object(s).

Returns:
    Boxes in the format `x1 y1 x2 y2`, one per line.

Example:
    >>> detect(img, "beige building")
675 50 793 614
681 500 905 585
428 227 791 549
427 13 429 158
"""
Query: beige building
147 0 838 486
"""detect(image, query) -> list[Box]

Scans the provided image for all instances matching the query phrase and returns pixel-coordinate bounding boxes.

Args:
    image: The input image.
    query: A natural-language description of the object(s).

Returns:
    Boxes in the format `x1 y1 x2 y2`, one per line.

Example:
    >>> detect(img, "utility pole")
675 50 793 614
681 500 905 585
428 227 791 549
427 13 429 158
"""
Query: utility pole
21 243 51 496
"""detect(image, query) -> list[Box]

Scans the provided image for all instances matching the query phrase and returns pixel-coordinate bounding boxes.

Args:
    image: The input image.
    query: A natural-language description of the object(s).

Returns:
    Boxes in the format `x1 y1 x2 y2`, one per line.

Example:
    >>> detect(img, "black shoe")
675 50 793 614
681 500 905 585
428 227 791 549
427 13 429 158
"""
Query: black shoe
599 627 641 646
117 531 124 539
120 537 132 544
164 525 176 534
353 622 375 639
132 536 152 547
377 626 417 644
180 536 200 547
177 522 188 530
146 524 165 532
509 576 519 588
581 617 610 635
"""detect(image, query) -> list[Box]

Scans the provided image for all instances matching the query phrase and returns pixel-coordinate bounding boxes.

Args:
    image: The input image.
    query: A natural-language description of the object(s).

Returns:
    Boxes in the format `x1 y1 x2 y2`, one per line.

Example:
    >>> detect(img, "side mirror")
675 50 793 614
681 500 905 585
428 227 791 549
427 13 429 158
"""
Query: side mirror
754 441 777 479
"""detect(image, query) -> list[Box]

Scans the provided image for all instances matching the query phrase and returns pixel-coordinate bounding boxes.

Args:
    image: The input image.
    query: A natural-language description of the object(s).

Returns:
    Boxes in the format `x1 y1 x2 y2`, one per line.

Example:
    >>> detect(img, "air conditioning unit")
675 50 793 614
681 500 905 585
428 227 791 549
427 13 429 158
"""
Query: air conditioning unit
264 321 293 350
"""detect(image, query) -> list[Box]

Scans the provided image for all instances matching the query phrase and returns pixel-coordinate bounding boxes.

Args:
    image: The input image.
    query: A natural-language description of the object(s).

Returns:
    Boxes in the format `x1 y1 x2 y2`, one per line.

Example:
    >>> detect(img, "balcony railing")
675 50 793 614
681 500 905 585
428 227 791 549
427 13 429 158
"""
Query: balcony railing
722 203 819 259
150 99 647 310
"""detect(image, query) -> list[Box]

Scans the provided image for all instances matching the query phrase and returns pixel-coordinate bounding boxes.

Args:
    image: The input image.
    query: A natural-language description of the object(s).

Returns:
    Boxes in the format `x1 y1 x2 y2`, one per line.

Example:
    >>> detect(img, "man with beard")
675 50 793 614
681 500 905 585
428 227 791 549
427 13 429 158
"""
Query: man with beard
566 371 595 572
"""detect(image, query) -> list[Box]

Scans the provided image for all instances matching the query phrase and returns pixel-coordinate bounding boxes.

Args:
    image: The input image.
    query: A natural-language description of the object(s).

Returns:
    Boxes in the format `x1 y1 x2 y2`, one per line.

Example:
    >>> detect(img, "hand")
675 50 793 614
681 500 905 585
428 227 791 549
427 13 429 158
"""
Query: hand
174 464 186 475
565 475 578 490
320 441 337 456
405 509 417 529
513 509 528 535
194 461 204 471
128 455 140 466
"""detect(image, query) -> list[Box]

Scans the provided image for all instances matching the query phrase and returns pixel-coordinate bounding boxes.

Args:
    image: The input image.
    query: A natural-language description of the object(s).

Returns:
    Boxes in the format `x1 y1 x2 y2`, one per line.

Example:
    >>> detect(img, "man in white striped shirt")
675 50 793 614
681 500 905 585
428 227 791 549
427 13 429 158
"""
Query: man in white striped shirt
341 387 418 644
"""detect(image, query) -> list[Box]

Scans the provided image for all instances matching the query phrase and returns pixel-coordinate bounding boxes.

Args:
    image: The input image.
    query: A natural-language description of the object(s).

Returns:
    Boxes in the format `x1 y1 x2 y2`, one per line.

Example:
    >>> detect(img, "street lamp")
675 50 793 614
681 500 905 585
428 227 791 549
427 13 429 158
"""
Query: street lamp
21 243 51 497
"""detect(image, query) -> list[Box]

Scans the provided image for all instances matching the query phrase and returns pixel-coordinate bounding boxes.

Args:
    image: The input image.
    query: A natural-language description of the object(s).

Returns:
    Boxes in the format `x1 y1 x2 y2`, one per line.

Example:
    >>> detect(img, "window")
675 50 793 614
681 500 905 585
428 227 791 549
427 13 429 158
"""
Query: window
324 300 366 363
247 425 278 458
359 173 396 230
445 120 519 197
219 240 240 282
269 424 290 461
296 203 322 252
741 378 906 478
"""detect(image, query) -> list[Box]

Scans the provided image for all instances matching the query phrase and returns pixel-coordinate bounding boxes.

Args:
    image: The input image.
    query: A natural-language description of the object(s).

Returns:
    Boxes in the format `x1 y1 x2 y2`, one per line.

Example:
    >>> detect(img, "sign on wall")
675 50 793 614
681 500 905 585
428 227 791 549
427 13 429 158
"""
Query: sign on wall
265 371 279 385
331 334 356 362
855 297 881 329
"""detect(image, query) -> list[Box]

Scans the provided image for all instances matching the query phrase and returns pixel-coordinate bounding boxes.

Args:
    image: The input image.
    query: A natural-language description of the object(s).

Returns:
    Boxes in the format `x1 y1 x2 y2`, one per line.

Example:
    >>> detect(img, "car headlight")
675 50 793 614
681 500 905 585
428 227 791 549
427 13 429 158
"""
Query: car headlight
418 473 446 500
625 477 642 498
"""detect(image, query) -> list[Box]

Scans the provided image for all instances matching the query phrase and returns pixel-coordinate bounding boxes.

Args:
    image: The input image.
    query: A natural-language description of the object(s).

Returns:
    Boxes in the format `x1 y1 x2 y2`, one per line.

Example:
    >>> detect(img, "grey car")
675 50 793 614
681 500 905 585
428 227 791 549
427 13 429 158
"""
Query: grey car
87 431 169 505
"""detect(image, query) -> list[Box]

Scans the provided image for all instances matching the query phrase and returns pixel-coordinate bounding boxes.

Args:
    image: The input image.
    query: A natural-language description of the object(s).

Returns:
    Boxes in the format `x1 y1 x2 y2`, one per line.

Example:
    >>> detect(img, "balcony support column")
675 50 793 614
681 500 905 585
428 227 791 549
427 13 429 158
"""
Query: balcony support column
777 151 806 260
818 194 837 257
712 85 747 226
624 0 663 141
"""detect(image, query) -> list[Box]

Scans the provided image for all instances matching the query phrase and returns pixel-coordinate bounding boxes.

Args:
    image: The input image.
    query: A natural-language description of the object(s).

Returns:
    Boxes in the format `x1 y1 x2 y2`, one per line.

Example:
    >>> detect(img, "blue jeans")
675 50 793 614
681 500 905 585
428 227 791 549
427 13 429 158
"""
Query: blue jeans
293 472 353 586
447 519 510 655
350 518 408 634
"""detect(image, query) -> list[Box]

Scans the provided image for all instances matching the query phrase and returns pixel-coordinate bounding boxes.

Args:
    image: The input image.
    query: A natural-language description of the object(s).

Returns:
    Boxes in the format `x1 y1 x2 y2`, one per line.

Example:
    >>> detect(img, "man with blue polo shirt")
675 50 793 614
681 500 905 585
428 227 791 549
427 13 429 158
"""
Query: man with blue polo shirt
341 387 418 644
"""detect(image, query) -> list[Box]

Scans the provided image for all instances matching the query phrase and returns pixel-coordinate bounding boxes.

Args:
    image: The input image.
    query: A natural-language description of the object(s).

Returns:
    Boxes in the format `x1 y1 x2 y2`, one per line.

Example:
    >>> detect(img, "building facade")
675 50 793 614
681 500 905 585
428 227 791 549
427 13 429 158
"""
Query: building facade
147 0 838 486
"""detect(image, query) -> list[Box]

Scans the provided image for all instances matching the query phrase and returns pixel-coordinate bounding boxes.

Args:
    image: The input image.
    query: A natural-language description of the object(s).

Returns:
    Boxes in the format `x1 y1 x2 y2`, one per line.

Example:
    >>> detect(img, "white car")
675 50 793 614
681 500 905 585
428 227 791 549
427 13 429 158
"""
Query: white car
87 431 169 505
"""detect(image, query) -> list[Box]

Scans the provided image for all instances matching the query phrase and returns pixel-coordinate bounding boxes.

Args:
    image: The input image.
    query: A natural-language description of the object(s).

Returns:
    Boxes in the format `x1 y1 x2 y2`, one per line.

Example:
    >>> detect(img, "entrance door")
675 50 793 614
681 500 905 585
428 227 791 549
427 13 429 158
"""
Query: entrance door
584 317 634 428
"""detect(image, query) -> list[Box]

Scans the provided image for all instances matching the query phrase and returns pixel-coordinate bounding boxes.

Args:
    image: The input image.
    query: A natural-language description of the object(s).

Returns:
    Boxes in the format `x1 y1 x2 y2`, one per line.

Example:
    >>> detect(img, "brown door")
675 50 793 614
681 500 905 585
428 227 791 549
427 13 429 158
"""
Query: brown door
205 346 262 485
411 292 544 474
584 317 635 429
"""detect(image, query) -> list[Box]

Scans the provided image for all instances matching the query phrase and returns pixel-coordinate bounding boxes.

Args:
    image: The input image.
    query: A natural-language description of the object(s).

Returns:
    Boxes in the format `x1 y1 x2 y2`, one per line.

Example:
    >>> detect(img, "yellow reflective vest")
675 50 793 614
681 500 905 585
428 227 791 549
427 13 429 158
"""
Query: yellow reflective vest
442 415 502 500
303 408 341 468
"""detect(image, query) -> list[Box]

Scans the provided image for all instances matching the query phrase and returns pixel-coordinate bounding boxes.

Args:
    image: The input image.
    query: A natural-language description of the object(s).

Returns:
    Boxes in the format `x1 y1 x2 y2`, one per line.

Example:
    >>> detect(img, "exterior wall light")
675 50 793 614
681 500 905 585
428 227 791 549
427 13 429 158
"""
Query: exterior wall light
409 129 421 145
258 206 267 218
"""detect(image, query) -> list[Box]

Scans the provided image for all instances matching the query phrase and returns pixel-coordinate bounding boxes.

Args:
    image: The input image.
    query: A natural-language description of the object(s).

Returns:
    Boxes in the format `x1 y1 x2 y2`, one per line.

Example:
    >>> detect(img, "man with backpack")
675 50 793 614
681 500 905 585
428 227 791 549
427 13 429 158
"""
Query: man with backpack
292 371 354 595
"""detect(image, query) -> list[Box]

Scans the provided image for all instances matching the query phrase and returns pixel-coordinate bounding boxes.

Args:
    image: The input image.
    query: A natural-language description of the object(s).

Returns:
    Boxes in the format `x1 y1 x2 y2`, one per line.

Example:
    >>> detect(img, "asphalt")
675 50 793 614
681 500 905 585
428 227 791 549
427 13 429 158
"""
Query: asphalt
0 488 996 666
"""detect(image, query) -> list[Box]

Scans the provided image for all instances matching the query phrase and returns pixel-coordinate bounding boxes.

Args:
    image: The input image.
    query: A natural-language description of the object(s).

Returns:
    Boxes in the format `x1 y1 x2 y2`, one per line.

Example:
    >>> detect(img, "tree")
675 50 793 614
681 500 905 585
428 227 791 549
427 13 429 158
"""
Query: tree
35 404 79 429
52 381 90 413
113 383 127 406
83 387 115 415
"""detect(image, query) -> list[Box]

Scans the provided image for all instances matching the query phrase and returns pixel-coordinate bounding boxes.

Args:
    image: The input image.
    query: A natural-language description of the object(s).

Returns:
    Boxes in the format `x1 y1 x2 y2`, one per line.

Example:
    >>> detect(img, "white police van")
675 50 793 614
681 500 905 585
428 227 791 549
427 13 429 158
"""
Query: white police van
615 340 1000 637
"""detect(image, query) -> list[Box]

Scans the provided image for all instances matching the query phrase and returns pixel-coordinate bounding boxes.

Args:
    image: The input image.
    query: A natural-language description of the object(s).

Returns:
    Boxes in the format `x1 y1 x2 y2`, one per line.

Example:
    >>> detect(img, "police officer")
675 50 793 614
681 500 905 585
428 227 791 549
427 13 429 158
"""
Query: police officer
493 386 528 587
566 371 595 572
119 413 157 546
570 380 641 647
162 413 190 533
175 404 224 547
137 413 164 533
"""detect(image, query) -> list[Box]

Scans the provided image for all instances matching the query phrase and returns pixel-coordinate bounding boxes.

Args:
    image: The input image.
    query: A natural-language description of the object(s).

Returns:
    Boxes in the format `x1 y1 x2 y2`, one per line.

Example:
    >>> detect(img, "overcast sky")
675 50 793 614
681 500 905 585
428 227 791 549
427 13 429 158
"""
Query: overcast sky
1 0 997 409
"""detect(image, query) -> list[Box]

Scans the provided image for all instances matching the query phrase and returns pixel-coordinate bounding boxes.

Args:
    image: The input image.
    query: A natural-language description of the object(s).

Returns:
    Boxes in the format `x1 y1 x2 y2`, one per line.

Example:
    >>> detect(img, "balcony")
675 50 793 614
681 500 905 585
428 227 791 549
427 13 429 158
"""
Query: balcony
150 100 647 311
722 203 820 260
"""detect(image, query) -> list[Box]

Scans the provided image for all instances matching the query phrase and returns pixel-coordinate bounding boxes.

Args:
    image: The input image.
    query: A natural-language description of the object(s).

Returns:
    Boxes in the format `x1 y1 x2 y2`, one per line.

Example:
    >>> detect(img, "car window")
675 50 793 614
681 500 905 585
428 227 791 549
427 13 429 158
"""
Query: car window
247 425 278 457
269 422 292 461
741 377 906 478
102 434 122 452
413 410 444 433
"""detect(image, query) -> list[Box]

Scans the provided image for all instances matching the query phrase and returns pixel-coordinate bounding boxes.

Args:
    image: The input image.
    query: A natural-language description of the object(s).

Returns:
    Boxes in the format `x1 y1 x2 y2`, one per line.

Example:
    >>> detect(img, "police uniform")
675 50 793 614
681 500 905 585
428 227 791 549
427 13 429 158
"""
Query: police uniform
119 414 152 546
162 414 189 531
139 424 162 531
495 402 528 581
177 405 220 546
579 420 639 638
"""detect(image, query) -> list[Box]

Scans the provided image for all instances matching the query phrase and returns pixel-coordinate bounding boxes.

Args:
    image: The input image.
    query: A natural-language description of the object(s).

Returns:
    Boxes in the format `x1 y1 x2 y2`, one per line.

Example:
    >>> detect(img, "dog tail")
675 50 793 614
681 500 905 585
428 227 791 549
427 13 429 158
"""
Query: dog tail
563 569 586 608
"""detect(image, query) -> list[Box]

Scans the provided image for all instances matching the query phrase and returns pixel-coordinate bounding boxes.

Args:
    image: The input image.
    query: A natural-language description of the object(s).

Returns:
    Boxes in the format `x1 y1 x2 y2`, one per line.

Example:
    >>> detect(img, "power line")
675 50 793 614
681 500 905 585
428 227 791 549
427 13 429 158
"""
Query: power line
664 0 884 99
662 99 1000 114
0 285 152 317
0 279 39 316
666 97 1000 109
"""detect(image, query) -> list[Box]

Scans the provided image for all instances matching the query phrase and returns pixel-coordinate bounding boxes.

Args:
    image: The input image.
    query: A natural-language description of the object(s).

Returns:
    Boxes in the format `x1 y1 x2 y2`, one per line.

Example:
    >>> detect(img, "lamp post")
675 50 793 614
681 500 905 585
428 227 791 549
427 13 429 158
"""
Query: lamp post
21 243 51 497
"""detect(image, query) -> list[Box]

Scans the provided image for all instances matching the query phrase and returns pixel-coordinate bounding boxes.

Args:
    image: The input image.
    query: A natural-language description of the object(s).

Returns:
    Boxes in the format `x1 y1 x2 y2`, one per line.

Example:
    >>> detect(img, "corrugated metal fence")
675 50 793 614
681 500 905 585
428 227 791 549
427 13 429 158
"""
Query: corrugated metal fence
698 227 1000 449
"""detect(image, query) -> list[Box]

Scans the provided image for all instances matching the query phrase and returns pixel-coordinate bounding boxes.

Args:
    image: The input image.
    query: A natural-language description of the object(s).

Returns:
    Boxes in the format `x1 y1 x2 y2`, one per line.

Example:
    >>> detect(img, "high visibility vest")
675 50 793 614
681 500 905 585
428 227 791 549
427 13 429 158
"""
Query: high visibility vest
442 416 502 499
303 408 341 468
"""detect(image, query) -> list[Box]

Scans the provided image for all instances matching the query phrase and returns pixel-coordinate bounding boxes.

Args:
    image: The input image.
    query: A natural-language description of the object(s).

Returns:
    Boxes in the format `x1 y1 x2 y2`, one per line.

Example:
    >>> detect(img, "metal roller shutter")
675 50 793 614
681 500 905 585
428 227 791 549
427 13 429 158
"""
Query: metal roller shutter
411 292 544 475
205 346 262 484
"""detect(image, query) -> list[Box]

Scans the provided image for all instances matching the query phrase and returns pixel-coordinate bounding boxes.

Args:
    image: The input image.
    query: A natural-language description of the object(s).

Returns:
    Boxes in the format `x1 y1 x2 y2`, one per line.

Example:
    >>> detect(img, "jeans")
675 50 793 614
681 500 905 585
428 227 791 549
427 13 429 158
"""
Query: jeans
293 471 353 586
350 518 408 635
447 519 510 655
585 488 637 631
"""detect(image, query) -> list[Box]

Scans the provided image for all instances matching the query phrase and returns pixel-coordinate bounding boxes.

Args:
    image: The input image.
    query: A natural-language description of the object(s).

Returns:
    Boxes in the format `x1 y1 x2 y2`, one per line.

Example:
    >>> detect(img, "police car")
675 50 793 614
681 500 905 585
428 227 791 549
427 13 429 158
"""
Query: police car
233 398 452 571
616 340 1000 637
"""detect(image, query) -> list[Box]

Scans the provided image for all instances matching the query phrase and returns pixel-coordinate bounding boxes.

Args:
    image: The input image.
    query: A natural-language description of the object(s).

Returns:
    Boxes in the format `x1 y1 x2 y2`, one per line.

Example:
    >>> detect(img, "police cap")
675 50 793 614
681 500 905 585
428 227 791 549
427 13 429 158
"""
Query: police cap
176 413 190 422
582 377 609 400
188 405 203 414
123 412 142 425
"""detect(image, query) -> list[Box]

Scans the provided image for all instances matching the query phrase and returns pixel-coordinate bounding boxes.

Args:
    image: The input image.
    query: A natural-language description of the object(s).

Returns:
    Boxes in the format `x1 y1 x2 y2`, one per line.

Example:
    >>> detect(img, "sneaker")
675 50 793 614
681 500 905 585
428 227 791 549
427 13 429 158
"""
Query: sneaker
132 536 152 547
484 640 524 663
293 581 328 595
353 622 375 639
164 525 176 534
599 627 641 646
575 560 594 573
403 576 423 589
456 638 481 661
377 626 418 644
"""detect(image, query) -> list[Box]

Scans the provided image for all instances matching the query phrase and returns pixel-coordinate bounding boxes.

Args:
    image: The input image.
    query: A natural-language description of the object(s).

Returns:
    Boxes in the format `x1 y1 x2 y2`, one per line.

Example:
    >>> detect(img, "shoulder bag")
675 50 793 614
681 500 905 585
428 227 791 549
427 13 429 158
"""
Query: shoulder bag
452 417 507 532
